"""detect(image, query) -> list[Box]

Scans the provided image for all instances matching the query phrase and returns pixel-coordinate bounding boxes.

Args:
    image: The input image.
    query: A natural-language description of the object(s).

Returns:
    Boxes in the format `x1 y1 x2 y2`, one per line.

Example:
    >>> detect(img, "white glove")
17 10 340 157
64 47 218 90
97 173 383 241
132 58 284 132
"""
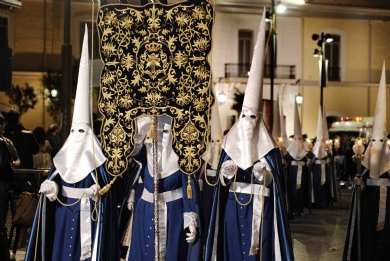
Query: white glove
221 160 237 180
253 162 266 181
127 189 136 210
39 180 58 202
198 179 204 192
354 177 365 191
186 225 197 243
85 184 100 201
306 158 312 167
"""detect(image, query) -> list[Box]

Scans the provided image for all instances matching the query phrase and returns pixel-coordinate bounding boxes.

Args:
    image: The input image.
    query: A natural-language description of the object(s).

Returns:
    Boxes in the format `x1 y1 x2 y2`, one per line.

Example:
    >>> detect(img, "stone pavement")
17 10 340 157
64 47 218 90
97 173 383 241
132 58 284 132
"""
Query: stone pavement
290 187 352 261
12 188 353 261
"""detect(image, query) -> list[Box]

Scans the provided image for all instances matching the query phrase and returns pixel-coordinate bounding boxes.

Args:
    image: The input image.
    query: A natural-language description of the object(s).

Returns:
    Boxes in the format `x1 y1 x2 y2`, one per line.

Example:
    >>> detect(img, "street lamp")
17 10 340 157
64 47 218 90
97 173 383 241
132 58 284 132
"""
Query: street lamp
312 32 333 108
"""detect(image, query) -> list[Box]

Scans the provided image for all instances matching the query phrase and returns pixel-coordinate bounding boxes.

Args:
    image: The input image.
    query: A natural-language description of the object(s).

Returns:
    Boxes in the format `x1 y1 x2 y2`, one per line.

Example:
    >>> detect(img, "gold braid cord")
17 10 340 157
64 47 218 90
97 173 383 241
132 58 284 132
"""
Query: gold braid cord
97 1 215 177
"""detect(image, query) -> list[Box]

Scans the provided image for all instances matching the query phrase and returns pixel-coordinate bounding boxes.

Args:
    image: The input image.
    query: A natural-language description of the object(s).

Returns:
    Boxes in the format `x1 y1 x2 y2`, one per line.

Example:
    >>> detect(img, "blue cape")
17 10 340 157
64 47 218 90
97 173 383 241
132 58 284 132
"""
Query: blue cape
204 148 294 261
24 165 119 261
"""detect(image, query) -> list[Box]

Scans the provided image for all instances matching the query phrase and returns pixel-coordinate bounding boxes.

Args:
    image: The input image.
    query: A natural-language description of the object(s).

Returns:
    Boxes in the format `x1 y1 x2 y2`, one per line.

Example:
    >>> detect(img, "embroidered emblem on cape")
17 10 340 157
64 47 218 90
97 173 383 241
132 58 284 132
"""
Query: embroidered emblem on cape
97 1 214 175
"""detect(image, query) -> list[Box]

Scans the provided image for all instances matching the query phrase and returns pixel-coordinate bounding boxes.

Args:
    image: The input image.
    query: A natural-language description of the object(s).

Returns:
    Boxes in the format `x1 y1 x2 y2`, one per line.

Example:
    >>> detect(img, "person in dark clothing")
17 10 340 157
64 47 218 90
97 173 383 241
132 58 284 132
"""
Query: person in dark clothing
3 110 39 168
0 114 19 261
3 110 40 192
46 124 61 158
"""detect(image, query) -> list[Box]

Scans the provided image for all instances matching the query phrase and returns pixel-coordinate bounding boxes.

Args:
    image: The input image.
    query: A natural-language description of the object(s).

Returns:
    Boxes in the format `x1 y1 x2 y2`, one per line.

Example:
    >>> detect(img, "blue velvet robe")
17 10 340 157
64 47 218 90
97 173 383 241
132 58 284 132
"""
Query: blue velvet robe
122 145 202 261
285 154 310 215
307 154 331 208
24 165 119 261
199 163 217 246
118 160 143 258
204 148 294 261
343 169 390 261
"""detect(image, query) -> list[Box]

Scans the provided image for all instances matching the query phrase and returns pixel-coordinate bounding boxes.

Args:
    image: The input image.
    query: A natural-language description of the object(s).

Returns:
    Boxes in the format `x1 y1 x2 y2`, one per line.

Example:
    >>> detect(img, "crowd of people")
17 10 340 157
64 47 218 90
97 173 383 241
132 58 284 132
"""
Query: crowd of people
0 110 62 260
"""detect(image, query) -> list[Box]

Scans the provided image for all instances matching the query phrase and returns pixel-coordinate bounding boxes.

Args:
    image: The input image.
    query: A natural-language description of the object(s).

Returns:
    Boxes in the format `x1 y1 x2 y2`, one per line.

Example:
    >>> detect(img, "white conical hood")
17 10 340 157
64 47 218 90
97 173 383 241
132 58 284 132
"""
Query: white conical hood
72 25 91 126
312 105 327 159
241 11 266 114
362 62 390 178
208 96 223 169
53 25 106 183
272 96 281 140
144 115 179 179
222 9 276 170
287 101 306 160
280 98 290 148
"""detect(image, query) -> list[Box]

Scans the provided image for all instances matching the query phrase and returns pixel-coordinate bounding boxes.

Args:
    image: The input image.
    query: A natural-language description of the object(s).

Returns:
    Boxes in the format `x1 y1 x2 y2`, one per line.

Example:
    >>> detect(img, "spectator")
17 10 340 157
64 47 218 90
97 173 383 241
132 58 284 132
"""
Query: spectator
32 127 53 169
0 114 20 168
46 124 61 158
0 114 19 261
3 110 40 192
3 111 37 168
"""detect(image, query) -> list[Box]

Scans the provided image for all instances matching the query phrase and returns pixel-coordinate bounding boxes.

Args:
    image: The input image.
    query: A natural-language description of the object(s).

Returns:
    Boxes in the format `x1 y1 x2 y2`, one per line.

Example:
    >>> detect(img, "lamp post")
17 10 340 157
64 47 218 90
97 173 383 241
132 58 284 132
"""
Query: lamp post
352 138 366 261
312 32 333 108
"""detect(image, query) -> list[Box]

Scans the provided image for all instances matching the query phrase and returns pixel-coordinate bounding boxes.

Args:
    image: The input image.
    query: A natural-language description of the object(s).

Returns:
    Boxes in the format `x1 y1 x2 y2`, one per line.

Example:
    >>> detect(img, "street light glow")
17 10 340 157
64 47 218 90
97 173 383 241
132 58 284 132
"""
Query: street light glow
276 4 286 13
51 89 58 97
217 92 227 103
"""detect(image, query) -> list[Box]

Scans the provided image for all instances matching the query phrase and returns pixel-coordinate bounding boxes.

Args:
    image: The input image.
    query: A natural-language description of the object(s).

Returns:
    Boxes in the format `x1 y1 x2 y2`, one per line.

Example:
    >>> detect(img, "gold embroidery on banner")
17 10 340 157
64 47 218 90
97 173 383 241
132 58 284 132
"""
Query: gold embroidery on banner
98 1 214 175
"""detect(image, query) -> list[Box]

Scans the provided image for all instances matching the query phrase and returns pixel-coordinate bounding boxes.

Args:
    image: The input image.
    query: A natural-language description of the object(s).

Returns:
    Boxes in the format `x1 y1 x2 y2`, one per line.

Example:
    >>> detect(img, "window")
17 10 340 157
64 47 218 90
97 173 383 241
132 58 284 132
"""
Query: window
325 34 340 81
0 16 8 48
238 30 252 77
80 22 99 59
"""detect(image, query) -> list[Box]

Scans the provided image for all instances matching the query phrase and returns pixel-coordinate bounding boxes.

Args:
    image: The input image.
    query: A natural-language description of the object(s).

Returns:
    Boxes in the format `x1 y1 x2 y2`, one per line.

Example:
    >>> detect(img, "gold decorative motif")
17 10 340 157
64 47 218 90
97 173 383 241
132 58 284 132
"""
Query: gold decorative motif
98 1 214 175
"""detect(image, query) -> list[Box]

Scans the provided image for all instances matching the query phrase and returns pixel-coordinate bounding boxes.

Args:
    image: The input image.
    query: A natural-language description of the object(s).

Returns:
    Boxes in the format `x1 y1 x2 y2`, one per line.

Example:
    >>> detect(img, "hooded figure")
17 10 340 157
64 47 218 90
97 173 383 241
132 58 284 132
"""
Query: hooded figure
308 105 331 208
280 96 290 149
198 93 223 245
25 26 119 261
204 10 294 261
119 115 202 261
285 101 309 216
343 62 390 261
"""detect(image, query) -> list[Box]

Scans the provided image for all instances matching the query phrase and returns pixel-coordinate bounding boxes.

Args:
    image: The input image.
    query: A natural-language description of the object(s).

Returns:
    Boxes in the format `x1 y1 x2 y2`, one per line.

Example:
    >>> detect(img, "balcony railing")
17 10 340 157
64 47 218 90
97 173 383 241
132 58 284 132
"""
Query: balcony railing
225 63 296 79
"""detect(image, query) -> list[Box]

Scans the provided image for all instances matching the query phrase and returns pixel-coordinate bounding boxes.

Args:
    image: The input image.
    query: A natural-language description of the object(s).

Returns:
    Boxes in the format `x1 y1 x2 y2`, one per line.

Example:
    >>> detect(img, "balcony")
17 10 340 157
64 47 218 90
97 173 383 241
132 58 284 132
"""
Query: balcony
224 63 296 79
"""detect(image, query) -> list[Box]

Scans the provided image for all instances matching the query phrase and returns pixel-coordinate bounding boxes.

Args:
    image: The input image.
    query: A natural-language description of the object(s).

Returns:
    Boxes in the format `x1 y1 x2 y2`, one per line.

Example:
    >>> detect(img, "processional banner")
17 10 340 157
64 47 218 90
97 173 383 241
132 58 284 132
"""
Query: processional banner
97 0 214 175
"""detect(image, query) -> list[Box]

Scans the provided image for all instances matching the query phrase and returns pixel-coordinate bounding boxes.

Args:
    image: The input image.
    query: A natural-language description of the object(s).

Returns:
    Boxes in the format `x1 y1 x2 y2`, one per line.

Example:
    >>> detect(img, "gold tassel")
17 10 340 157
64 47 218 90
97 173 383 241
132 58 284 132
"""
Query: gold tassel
98 176 117 195
187 175 192 199
149 116 156 139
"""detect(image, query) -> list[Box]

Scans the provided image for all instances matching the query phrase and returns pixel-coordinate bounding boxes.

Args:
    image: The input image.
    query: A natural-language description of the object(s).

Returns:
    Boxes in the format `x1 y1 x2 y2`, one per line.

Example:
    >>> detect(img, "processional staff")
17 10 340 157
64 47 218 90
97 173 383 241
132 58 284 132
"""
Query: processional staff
276 137 290 216
334 138 341 199
305 138 313 215
352 138 365 261
325 139 334 209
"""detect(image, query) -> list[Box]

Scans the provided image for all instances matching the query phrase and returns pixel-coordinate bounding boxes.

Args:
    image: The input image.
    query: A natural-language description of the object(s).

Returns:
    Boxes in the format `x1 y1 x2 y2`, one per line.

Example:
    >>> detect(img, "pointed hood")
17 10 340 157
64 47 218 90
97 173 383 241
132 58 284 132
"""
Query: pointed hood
272 96 281 140
72 26 91 126
362 62 390 178
207 93 223 170
222 9 276 170
53 25 106 183
144 115 179 179
287 101 306 160
280 98 290 148
312 105 327 159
